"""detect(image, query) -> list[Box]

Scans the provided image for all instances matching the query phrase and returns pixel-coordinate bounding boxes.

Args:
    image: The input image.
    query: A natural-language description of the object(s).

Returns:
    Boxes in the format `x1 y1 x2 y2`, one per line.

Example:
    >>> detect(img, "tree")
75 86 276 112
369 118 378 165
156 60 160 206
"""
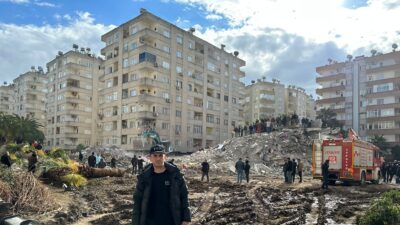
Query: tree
0 113 44 145
316 108 342 128
391 145 400 161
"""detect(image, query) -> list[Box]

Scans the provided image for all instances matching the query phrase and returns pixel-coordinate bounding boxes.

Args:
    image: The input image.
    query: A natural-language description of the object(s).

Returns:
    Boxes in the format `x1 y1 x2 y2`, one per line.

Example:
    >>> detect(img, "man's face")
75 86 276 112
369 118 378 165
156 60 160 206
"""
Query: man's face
150 153 166 167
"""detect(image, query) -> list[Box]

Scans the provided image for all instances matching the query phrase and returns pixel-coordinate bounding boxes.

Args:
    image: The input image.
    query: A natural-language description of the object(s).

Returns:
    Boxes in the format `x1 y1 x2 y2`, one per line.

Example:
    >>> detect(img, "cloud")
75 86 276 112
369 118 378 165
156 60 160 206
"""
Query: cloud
0 12 115 83
33 1 56 7
0 0 29 3
0 0 57 7
205 14 222 20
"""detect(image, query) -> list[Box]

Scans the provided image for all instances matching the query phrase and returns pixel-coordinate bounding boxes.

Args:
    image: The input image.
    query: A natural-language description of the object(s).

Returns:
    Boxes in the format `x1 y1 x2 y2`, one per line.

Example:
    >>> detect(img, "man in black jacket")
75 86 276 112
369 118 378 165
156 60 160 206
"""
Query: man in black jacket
201 159 209 182
322 159 329 189
133 145 191 225
88 152 96 168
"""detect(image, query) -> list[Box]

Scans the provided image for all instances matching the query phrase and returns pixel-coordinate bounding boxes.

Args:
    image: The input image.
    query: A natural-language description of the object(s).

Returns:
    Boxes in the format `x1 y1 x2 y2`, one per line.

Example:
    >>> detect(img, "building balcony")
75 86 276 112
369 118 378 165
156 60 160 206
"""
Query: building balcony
65 62 90 71
365 90 400 99
366 114 400 122
316 96 345 104
366 128 400 136
316 84 345 95
316 73 346 83
131 111 158 120
137 77 169 89
366 76 400 86
136 28 170 44
65 97 91 104
366 102 400 110
129 93 166 104
366 63 400 74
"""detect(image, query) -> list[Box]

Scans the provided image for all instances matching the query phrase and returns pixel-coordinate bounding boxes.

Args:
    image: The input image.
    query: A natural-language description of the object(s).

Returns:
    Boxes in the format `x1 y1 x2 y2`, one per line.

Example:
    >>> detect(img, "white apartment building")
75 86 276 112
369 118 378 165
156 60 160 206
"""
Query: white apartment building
0 84 15 115
243 80 285 123
286 85 316 120
316 50 400 144
12 69 47 129
98 8 245 152
45 49 103 150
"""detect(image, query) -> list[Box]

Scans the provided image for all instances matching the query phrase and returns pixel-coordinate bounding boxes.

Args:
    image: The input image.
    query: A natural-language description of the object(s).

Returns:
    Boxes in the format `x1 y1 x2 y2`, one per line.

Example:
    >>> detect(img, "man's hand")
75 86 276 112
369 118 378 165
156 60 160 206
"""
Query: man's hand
182 222 190 225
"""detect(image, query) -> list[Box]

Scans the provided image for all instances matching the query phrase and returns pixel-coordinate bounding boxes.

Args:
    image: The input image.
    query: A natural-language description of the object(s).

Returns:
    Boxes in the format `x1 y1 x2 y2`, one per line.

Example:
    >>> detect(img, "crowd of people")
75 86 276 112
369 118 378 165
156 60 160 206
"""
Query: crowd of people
282 157 304 184
232 114 313 138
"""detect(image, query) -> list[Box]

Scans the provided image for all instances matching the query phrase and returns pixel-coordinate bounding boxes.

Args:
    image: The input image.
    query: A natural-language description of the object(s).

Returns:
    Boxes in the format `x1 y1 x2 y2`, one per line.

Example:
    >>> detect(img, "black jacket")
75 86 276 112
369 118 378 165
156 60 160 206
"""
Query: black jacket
133 162 191 225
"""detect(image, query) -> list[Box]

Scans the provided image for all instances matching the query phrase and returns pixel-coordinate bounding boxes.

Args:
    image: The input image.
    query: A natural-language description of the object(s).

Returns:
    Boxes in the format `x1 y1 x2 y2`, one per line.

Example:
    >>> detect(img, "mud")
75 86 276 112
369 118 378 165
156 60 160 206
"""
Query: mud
21 174 398 225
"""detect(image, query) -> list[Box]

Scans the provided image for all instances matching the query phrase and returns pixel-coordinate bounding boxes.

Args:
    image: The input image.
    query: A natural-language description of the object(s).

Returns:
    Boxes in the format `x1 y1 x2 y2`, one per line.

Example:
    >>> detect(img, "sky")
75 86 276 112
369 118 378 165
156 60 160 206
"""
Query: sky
1 0 400 96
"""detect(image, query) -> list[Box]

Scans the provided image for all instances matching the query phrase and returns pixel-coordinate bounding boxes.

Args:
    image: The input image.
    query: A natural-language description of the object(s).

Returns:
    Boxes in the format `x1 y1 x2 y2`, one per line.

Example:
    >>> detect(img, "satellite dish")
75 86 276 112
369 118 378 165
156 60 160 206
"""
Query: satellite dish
73 44 79 51
189 27 195 33
346 54 353 61
392 43 398 52
58 51 63 56
31 66 35 71
234 51 239 57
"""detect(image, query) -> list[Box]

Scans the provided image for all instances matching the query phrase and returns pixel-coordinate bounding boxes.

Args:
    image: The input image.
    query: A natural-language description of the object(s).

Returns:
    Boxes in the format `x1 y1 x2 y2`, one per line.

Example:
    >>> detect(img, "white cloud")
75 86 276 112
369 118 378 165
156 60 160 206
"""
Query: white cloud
171 0 400 95
33 1 56 7
1 0 57 7
0 12 115 83
205 14 222 20
0 0 29 3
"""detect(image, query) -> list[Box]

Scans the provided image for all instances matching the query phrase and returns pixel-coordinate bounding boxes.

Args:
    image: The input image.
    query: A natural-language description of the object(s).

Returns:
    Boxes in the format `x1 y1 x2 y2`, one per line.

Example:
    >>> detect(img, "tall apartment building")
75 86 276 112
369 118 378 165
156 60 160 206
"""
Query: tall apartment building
286 85 316 120
0 84 15 115
45 49 103 150
243 80 315 123
12 69 47 129
98 9 245 152
316 50 400 144
243 80 285 123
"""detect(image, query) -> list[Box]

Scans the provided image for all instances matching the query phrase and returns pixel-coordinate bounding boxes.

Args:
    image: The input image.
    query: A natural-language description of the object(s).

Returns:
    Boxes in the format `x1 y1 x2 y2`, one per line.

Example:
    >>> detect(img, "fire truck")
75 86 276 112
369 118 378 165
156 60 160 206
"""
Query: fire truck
312 129 381 185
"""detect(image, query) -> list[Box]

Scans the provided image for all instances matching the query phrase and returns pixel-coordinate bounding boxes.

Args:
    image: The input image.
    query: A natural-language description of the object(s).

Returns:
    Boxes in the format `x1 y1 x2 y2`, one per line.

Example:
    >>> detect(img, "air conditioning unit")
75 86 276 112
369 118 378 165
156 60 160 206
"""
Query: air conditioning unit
165 98 171 103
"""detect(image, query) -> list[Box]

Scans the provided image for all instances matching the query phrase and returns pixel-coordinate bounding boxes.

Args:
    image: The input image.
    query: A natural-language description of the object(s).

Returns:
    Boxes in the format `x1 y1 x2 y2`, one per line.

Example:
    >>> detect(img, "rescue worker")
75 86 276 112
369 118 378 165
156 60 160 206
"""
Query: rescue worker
297 159 304 183
322 159 329 190
132 145 191 225
235 158 245 184
283 158 288 183
244 160 251 183
111 156 117 168
201 159 210 182
131 155 138 174
78 151 83 162
137 156 144 174
389 162 396 183
381 161 387 183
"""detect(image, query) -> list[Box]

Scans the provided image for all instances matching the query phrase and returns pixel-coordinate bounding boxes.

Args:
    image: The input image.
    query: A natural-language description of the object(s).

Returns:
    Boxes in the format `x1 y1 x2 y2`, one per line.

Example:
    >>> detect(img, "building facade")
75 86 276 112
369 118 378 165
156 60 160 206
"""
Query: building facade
98 9 245 152
286 85 316 120
316 51 400 144
12 69 47 129
45 49 103 150
243 80 285 123
0 84 15 115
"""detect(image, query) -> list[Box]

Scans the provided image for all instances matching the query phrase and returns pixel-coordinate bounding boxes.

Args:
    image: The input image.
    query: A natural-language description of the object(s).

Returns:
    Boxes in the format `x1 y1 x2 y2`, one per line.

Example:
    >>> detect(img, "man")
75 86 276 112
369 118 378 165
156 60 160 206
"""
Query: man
292 159 297 183
244 160 251 183
201 159 210 182
137 156 144 174
133 145 191 225
283 158 288 183
322 159 330 189
381 161 387 183
78 151 83 162
111 156 117 168
131 155 138 174
297 159 304 183
0 151 11 167
88 152 96 168
28 152 38 173
286 157 293 184
235 158 245 184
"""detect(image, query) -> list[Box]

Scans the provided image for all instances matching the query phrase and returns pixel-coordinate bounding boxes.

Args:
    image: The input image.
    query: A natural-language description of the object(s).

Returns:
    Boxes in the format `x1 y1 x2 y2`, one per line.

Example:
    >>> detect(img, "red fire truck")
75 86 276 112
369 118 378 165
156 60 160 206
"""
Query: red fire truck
312 129 381 185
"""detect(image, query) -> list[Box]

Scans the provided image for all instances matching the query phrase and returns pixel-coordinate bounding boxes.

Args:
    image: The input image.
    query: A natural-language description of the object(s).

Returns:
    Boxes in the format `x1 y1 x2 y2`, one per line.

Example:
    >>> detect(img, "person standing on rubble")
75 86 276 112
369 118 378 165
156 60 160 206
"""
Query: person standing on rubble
111 156 117 168
322 159 329 189
133 145 191 225
28 152 38 173
88 152 96 168
283 158 288 183
286 157 293 184
137 156 144 174
131 155 138 174
201 159 210 182
244 160 251 183
235 158 245 184
78 151 83 162
292 159 297 183
297 159 304 183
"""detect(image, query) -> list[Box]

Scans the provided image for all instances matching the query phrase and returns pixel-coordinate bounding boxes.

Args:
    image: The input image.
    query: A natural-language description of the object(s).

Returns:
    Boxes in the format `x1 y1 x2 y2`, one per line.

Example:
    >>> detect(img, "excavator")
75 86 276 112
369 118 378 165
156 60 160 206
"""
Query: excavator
139 129 173 153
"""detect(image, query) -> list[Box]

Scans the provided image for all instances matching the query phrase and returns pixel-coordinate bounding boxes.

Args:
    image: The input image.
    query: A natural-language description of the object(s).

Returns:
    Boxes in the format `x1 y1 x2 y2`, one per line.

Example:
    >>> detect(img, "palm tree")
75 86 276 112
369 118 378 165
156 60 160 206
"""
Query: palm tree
0 113 44 145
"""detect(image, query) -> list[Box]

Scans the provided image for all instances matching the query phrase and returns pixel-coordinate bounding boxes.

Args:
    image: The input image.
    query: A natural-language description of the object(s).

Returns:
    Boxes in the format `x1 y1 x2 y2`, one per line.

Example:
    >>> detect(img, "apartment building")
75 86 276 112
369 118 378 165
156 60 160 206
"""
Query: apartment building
286 85 316 120
12 69 47 129
243 80 285 123
45 49 103 150
0 84 15 115
98 8 245 152
316 50 400 144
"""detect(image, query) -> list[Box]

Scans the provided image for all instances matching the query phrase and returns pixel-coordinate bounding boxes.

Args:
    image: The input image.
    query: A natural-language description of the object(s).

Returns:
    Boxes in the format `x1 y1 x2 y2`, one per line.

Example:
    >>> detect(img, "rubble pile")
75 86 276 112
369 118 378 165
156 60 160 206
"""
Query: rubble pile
178 128 337 176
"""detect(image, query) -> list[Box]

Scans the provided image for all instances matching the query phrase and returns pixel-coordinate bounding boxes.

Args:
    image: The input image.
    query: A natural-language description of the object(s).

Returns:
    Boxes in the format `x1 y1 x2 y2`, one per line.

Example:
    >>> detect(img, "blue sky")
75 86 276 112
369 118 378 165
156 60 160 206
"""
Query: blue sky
1 0 400 96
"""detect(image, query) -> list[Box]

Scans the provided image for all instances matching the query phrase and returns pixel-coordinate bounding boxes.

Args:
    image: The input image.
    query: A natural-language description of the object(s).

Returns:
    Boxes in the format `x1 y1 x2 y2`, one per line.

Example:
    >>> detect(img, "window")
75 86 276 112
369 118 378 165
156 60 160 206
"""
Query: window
224 95 229 102
163 30 170 38
123 43 128 52
130 89 137 96
176 35 183 44
113 92 118 100
176 110 182 117
162 61 170 69
188 84 192 91
123 58 129 68
139 52 156 63
131 26 138 35
176 66 182 74
187 56 193 62
176 51 182 58
131 42 138 50
122 105 129 114
176 95 182 102
163 46 170 53
131 57 138 65
122 74 129 83
189 41 194 49
130 74 138 81
162 123 170 129
193 125 202 134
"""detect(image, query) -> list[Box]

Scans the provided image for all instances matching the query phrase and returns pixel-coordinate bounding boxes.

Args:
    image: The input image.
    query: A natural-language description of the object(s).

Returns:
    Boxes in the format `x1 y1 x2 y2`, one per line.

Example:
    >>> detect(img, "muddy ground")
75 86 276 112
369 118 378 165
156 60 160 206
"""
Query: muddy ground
20 172 398 225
